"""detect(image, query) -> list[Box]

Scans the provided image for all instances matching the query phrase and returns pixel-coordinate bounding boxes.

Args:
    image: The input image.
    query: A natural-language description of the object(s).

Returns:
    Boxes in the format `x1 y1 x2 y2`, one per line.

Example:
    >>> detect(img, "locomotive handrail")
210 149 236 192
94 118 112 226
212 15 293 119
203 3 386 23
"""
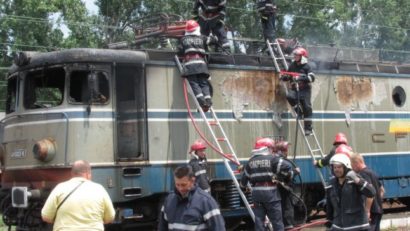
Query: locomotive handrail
0 112 70 165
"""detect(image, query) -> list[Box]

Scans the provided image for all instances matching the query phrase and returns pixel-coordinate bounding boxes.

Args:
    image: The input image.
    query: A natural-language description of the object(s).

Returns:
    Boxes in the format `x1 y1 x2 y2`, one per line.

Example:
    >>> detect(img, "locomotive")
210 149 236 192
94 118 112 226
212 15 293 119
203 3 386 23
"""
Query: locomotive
1 45 410 230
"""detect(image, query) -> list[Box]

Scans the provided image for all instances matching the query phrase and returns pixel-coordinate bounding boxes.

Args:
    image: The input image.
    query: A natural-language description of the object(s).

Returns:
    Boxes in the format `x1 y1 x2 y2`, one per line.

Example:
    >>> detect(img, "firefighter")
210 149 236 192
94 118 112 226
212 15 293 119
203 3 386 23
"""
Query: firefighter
240 137 291 231
314 132 352 168
280 47 315 135
192 0 230 51
177 20 217 112
255 0 277 43
188 139 211 192
275 141 300 230
326 153 375 230
158 165 225 230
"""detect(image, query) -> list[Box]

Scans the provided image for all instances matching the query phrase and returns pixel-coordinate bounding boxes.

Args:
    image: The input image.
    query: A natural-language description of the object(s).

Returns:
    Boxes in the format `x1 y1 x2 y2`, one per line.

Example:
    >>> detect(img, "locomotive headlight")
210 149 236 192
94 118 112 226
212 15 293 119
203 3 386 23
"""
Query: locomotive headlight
33 138 57 162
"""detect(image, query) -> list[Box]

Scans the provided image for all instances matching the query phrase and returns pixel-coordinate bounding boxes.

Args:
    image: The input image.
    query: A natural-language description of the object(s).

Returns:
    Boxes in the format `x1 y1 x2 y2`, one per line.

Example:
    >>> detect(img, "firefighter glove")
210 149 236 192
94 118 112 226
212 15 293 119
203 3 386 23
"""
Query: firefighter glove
346 170 360 183
280 74 291 81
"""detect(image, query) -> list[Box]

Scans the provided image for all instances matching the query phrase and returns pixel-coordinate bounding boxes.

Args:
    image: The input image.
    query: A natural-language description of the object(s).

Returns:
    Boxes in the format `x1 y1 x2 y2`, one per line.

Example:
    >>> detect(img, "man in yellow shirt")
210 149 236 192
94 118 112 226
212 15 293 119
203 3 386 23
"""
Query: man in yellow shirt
42 160 115 230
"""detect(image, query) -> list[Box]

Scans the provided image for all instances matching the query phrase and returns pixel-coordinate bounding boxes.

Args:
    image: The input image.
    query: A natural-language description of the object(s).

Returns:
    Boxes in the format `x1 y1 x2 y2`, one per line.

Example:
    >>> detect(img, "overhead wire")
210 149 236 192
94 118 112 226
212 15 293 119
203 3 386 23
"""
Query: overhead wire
2 0 410 32
1 1 409 52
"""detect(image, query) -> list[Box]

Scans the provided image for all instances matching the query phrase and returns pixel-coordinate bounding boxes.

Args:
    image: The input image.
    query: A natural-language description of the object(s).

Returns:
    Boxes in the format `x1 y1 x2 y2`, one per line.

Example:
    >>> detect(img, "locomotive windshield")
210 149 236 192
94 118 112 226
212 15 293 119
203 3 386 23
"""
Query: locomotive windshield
23 67 65 109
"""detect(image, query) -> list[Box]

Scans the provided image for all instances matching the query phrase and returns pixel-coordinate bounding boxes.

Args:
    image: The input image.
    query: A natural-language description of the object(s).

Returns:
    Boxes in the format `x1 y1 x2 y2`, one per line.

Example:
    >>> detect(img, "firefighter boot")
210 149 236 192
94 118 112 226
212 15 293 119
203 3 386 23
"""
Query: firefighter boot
205 98 212 107
197 97 209 112
304 120 313 136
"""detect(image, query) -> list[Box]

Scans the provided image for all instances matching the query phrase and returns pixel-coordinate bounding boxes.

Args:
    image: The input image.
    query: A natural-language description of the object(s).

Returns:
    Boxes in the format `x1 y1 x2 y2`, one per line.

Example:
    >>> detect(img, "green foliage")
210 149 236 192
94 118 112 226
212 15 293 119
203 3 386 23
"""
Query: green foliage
0 0 409 63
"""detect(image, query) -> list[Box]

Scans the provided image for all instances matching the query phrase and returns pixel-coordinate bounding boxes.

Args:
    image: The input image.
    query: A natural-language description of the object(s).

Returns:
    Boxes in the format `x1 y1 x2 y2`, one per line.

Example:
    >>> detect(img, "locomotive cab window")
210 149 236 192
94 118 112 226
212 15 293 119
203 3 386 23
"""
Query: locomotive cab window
23 68 64 109
6 75 18 114
69 71 109 104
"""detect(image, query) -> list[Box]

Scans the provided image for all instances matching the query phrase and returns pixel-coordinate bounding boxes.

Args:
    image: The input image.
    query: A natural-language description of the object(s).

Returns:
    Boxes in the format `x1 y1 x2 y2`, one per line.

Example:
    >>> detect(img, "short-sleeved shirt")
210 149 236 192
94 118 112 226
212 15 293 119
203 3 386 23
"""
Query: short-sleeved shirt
41 177 116 231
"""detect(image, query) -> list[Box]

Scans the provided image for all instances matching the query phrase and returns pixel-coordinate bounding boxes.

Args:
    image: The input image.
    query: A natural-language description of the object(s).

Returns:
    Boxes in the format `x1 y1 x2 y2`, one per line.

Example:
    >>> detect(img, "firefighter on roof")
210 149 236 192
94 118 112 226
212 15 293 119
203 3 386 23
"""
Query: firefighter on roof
255 0 277 43
188 139 211 192
192 0 230 51
177 20 217 112
241 137 291 230
280 47 316 135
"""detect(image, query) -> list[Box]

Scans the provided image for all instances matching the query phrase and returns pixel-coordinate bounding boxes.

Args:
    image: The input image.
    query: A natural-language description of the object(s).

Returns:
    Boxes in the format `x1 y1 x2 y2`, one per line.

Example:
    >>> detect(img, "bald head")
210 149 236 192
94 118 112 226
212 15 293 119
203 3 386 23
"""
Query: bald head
71 160 91 179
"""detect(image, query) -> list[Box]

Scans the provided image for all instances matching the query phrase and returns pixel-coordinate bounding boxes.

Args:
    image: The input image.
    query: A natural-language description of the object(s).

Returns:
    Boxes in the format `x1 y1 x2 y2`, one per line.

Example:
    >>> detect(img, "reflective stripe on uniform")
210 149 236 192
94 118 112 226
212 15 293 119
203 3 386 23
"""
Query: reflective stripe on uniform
185 48 206 54
332 223 370 230
360 181 368 191
253 186 277 191
161 206 168 221
185 60 206 66
169 223 207 230
276 158 283 174
195 169 207 176
249 172 275 178
203 208 221 220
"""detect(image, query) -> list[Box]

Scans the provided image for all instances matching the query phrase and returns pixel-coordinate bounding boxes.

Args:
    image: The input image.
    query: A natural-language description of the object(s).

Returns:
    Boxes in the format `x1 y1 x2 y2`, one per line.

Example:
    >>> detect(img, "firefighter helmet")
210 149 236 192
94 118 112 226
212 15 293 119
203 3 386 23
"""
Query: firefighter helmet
330 153 351 169
293 47 308 58
333 132 348 145
334 144 353 156
190 139 206 153
254 137 275 149
185 20 200 33
276 141 290 153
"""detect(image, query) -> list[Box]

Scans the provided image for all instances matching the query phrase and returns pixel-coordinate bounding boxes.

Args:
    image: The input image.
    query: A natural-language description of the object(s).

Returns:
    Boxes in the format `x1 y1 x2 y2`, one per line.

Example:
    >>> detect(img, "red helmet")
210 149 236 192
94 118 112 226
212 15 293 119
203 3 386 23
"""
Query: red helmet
185 20 199 32
293 47 308 58
276 141 290 153
254 137 275 149
190 139 206 153
335 144 353 156
333 132 348 145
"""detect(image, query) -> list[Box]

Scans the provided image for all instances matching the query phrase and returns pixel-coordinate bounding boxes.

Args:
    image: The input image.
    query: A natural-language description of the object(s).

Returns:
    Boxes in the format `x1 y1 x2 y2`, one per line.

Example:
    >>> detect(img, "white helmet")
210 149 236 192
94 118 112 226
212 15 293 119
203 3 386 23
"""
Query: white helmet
330 153 351 169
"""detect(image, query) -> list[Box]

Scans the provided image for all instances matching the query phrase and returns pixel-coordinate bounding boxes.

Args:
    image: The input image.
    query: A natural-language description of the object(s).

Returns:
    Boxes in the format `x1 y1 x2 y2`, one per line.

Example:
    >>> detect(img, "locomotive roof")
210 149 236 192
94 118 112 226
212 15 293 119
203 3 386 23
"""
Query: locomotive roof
8 48 147 74
8 47 410 76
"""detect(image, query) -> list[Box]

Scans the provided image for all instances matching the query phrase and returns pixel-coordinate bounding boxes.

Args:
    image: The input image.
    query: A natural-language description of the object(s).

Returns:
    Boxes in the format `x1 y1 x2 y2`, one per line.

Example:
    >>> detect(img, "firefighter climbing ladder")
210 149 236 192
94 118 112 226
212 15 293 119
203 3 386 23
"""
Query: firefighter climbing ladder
174 56 256 223
266 39 289 71
267 39 328 188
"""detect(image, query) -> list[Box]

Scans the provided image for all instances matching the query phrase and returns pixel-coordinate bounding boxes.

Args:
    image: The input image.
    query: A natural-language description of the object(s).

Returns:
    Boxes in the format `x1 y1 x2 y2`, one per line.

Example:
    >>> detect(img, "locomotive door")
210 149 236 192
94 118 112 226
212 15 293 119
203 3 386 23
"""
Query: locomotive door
114 63 148 160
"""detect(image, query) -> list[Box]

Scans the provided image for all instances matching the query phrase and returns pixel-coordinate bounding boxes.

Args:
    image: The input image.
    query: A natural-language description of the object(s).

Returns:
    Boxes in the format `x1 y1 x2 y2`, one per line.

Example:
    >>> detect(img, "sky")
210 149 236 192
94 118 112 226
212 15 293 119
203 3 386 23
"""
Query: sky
84 0 98 15
55 1 97 37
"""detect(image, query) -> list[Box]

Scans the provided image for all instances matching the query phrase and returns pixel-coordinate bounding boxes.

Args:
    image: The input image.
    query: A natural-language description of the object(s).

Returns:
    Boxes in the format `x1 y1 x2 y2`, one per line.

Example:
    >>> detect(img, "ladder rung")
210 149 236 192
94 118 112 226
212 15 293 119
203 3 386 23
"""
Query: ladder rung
311 149 322 152
209 121 218 126
232 169 241 175
217 137 226 141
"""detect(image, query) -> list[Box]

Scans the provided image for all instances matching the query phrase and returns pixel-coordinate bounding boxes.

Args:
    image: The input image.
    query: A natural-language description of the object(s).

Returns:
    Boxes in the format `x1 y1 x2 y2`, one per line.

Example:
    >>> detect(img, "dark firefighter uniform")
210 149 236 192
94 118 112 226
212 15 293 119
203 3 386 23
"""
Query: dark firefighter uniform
285 60 315 134
177 33 214 109
158 185 225 231
241 147 291 230
189 155 211 192
326 175 375 231
256 0 277 42
276 153 300 229
192 0 230 49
